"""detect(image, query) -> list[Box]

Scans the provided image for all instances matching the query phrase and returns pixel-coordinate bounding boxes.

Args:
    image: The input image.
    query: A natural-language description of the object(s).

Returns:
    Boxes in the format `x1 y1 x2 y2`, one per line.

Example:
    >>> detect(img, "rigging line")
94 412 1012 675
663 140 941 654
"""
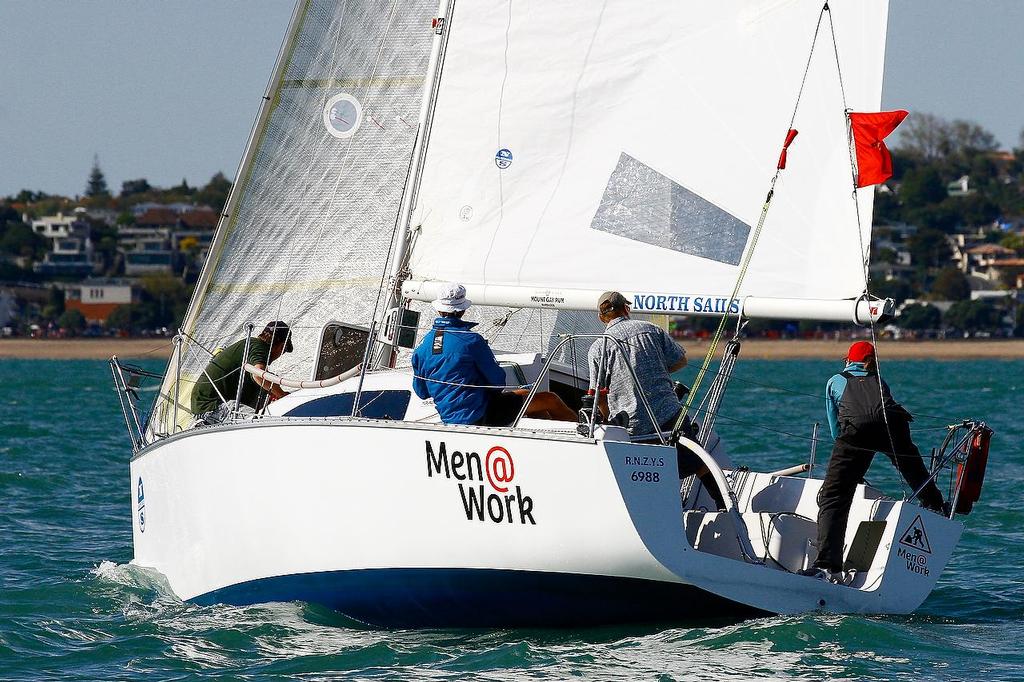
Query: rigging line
671 3 831 443
706 409 941 461
131 340 176 357
824 5 905 492
159 0 312 432
724 373 956 423
698 410 830 445
363 138 419 373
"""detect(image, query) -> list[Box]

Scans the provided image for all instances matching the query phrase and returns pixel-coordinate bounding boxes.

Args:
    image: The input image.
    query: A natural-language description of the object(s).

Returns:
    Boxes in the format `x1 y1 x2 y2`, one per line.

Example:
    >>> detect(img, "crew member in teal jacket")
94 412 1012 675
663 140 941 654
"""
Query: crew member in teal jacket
411 283 575 426
804 341 944 579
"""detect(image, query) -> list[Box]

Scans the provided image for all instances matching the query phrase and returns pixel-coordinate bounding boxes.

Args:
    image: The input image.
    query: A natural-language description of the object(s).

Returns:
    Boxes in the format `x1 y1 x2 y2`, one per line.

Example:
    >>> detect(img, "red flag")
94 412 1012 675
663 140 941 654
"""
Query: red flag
849 110 908 188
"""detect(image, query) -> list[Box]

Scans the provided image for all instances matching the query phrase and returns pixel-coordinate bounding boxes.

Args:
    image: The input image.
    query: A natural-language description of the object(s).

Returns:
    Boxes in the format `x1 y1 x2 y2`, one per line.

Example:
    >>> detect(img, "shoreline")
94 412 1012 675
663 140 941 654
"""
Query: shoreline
2 337 1024 360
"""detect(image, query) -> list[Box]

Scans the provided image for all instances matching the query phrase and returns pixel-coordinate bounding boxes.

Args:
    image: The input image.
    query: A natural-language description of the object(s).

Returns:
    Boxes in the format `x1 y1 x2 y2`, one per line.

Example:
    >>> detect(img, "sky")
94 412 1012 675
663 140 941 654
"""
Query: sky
1 1 1022 199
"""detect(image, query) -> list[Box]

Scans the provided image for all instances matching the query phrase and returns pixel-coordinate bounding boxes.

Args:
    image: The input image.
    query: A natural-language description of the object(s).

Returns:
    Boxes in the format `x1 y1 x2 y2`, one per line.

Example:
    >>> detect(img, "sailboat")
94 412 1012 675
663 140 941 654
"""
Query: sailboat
110 0 993 627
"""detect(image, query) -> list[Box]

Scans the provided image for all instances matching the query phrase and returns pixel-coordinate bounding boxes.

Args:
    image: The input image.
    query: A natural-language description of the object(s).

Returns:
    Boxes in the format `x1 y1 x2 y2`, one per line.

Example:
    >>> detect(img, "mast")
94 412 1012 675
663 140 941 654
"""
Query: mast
378 0 456 362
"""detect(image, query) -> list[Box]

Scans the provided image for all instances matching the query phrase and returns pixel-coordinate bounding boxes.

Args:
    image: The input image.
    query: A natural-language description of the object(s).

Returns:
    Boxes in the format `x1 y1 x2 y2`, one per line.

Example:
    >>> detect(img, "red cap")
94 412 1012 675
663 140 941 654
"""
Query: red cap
847 341 875 363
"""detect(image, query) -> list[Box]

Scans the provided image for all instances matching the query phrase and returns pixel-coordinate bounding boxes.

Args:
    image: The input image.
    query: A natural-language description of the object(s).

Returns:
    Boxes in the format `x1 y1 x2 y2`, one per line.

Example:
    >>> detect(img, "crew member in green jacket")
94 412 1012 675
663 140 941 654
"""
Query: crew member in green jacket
190 321 294 416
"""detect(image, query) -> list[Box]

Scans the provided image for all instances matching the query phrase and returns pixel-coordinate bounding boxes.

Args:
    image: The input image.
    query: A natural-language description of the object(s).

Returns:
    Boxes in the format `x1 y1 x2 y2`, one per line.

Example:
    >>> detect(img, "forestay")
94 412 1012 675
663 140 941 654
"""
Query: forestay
149 0 436 436
403 0 889 317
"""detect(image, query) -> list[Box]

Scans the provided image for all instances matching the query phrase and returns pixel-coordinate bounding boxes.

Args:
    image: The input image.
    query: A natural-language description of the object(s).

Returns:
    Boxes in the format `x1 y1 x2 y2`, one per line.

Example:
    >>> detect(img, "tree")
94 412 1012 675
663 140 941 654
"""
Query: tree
944 300 1001 333
897 113 998 162
41 286 65 320
10 189 51 204
57 308 86 333
906 228 952 270
85 154 110 198
105 305 138 332
906 202 960 233
897 303 942 330
120 178 152 197
0 204 19 224
1000 233 1024 254
873 277 918 302
872 190 901 223
897 113 950 162
947 119 999 156
0 260 39 281
0 221 47 260
875 247 898 264
171 178 193 195
88 218 121 275
138 273 192 329
900 166 947 209
930 267 971 301
196 172 232 213
945 194 1000 229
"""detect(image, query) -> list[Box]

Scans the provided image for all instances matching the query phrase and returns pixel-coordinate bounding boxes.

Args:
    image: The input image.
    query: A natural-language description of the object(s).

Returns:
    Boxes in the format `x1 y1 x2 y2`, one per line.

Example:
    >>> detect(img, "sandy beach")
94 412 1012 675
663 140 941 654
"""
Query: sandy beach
0 338 176 360
3 337 1024 360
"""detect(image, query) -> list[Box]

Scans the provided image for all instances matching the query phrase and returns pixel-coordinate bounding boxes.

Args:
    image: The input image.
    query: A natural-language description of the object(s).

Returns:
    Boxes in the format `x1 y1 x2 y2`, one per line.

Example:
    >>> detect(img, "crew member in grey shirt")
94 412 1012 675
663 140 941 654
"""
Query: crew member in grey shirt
588 291 726 509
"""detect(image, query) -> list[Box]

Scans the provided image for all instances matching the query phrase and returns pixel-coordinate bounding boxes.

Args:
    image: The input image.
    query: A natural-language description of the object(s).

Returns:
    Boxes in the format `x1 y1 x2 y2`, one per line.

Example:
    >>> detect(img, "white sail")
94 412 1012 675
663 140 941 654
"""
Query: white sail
150 0 437 435
403 0 889 317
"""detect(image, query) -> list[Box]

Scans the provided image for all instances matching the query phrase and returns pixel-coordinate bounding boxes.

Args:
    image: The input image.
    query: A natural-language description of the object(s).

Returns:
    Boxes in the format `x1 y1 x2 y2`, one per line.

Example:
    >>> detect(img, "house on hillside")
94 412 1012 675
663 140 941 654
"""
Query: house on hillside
31 210 100 277
946 175 974 197
119 226 174 275
956 243 1016 278
119 206 218 276
987 258 1024 289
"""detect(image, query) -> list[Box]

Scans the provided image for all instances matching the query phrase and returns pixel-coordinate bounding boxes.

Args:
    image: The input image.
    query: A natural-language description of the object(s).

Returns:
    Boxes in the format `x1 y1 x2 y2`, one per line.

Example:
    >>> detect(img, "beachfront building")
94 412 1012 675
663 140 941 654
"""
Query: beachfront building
63 279 135 324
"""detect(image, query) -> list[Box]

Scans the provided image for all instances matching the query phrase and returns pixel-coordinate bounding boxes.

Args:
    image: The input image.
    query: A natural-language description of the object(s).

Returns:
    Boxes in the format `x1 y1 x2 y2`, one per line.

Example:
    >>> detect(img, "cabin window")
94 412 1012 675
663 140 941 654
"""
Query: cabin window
284 390 411 420
313 322 369 380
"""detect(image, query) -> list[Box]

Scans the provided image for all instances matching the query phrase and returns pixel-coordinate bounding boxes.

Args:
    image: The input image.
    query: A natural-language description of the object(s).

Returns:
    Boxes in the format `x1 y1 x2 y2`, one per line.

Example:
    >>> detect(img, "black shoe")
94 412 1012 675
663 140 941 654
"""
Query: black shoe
797 567 833 581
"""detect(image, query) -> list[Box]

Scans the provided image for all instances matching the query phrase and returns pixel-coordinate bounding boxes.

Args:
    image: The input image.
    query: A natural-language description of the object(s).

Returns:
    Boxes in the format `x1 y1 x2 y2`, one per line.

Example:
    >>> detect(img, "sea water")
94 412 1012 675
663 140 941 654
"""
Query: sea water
1 358 1022 680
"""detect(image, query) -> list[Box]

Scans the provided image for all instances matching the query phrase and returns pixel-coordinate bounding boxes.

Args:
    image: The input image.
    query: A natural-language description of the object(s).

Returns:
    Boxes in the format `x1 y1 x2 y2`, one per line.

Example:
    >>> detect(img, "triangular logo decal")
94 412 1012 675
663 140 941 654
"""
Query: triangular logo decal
898 514 932 554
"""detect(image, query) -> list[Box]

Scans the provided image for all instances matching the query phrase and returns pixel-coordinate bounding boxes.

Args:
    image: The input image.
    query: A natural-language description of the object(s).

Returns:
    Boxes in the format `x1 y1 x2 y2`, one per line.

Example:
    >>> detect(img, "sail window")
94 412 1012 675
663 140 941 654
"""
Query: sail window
283 390 411 420
589 153 751 266
322 93 362 139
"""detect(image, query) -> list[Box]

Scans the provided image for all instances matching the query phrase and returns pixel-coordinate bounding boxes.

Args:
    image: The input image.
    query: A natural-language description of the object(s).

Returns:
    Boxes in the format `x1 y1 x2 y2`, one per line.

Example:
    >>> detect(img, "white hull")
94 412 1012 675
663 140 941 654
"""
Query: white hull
130 418 961 627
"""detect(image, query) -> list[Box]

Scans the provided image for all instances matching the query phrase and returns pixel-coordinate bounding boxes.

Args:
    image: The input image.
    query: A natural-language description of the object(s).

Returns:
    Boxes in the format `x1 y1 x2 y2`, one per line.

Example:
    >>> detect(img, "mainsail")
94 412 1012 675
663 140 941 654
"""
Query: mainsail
401 0 890 319
150 0 436 435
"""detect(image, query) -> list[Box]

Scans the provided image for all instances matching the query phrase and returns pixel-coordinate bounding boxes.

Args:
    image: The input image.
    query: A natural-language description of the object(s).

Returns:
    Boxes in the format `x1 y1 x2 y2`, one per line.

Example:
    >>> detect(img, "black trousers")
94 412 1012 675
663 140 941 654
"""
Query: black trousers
677 445 727 510
812 419 944 571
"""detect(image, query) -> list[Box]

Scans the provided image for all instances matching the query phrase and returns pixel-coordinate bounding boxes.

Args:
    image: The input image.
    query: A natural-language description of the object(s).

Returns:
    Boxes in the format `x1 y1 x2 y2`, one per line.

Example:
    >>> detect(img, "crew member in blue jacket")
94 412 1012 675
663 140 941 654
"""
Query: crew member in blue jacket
411 283 575 426
803 341 944 580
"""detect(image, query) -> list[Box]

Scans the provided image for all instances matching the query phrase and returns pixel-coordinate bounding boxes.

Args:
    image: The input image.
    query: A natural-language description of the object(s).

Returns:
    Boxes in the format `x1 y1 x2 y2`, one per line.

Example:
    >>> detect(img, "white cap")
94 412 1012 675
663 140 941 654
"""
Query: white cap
432 282 472 313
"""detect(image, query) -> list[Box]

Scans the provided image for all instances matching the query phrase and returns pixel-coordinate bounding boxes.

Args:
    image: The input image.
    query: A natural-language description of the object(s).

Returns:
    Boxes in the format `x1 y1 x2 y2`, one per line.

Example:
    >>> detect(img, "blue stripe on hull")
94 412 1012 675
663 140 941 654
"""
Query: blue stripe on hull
193 568 765 628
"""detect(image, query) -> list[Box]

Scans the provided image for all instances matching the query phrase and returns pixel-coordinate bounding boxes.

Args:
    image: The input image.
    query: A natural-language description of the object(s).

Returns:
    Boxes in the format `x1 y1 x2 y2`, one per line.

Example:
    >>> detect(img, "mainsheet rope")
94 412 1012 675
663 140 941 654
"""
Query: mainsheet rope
670 2 831 443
